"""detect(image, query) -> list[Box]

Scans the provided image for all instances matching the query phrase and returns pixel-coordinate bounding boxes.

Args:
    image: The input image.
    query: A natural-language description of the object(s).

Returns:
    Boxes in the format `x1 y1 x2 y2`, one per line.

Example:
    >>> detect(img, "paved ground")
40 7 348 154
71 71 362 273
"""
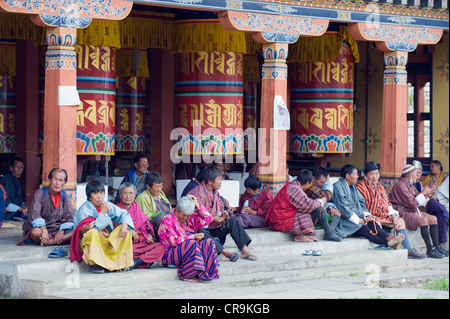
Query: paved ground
1 220 448 303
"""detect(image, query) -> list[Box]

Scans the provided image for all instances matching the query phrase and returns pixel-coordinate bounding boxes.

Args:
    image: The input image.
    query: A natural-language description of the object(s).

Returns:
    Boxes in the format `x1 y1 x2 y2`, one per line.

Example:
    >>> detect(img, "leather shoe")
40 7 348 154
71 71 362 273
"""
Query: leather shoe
427 247 444 259
408 249 426 259
436 246 449 257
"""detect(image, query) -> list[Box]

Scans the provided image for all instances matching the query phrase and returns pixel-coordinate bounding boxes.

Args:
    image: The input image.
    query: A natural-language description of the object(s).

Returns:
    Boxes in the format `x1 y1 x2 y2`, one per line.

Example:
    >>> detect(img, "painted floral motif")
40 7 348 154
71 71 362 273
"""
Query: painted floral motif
76 131 115 154
176 133 244 155
435 52 449 82
290 134 352 153
0 0 131 28
435 127 449 156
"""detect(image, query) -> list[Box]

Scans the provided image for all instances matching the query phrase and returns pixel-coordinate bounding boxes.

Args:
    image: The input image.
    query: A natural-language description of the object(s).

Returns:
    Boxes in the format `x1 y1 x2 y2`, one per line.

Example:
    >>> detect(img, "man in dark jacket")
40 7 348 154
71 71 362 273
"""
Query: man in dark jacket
0 157 27 221
114 155 149 203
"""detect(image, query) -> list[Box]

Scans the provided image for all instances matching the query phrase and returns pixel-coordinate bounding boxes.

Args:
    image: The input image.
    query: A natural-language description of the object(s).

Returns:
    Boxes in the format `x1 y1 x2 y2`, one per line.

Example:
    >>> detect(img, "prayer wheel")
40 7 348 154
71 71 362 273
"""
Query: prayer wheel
115 76 146 152
75 44 116 155
0 42 16 153
243 80 257 151
114 48 148 152
290 40 354 153
175 51 244 155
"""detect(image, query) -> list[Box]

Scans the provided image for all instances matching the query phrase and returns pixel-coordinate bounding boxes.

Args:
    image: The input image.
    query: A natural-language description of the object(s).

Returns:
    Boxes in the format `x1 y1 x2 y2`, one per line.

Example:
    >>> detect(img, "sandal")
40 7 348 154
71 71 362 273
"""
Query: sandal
230 252 240 262
302 249 313 256
48 247 67 258
242 254 257 261
312 250 322 256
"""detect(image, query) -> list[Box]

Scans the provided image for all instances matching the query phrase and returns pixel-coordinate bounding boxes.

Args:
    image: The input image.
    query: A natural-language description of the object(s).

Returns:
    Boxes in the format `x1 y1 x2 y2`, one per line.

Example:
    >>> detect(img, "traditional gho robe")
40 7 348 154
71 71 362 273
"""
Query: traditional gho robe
21 187 75 242
157 205 219 281
71 201 135 271
388 177 431 230
117 201 166 268
356 178 393 225
332 177 369 237
265 181 319 235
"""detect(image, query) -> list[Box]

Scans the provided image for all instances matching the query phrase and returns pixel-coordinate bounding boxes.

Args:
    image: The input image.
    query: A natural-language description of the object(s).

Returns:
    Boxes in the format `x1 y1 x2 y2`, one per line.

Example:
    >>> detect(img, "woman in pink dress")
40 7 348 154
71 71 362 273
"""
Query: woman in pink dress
116 183 166 269
157 195 220 282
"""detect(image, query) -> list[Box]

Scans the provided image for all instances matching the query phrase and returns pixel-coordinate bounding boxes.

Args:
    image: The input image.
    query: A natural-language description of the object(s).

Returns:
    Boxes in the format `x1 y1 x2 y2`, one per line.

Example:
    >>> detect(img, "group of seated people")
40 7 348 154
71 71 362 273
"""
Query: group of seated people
4 156 449 283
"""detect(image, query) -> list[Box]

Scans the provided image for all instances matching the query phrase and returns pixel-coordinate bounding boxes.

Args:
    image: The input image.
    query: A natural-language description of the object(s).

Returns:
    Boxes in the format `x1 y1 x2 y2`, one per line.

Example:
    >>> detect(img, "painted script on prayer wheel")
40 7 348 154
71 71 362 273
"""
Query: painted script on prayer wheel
115 76 146 152
175 52 244 155
290 42 354 153
0 74 15 153
75 45 116 155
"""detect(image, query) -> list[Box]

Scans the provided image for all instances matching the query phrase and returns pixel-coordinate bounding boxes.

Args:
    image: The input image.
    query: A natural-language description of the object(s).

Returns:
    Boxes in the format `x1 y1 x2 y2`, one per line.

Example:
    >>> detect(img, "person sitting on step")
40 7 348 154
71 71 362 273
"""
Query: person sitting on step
157 195 220 282
231 175 273 229
332 164 404 249
304 167 342 241
389 164 448 258
19 168 75 250
266 170 340 242
356 162 426 259
70 180 135 274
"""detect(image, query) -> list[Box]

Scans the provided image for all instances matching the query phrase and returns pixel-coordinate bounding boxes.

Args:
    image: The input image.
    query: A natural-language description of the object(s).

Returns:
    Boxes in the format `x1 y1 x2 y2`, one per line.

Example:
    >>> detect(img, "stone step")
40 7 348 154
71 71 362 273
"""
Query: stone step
44 257 430 299
11 247 409 298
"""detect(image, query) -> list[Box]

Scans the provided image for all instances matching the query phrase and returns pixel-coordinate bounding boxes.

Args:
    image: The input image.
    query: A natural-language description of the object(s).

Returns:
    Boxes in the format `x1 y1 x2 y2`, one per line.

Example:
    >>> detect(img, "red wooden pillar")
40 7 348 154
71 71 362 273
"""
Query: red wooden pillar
15 40 40 203
258 43 289 194
380 51 408 184
150 48 174 195
42 27 78 206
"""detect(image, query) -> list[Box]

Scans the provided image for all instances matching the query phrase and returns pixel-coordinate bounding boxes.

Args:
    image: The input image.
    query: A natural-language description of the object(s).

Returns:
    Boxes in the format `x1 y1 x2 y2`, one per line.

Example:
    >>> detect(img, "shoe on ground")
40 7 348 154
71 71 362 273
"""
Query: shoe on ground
427 247 444 259
436 246 449 257
90 265 106 274
408 249 426 259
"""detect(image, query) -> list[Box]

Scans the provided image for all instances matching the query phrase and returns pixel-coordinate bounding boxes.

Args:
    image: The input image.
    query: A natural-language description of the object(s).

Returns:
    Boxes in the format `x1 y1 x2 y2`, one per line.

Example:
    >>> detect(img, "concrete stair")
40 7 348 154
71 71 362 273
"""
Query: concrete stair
0 224 440 299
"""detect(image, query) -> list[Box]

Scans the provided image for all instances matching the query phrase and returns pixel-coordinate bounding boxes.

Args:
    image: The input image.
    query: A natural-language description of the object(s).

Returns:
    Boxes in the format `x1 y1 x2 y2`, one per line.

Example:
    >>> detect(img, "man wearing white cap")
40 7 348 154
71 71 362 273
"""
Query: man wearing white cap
389 164 448 258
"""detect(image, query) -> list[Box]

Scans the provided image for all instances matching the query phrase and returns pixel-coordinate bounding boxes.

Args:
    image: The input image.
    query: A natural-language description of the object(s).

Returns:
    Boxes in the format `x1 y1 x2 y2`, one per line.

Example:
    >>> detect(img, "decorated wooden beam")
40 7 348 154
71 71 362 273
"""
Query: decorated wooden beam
0 0 132 28
348 22 444 51
217 10 329 43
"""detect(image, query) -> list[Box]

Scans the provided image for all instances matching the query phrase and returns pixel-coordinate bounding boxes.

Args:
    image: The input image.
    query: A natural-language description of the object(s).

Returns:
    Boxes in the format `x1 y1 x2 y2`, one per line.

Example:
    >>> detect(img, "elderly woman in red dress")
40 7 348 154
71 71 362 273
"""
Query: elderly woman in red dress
117 182 166 269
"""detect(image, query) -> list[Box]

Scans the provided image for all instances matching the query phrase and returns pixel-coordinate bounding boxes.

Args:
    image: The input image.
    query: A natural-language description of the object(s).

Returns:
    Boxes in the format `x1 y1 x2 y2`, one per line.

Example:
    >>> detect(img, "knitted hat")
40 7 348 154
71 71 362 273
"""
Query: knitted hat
402 164 416 176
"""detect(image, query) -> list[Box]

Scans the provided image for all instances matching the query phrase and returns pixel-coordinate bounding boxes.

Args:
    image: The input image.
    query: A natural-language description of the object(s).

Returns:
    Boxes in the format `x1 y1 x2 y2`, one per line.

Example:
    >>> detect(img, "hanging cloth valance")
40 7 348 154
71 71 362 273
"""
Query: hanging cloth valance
116 48 149 78
76 19 121 48
173 18 247 54
119 11 175 50
289 26 360 63
0 12 44 45
244 54 260 83
0 41 15 77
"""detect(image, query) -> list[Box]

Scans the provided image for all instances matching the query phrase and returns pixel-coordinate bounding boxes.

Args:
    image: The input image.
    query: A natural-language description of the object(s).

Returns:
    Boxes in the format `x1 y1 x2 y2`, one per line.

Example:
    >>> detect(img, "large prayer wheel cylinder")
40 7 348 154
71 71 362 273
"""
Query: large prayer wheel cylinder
115 76 146 152
75 44 116 155
243 80 257 151
0 73 15 153
175 51 244 155
290 41 354 153
0 42 16 153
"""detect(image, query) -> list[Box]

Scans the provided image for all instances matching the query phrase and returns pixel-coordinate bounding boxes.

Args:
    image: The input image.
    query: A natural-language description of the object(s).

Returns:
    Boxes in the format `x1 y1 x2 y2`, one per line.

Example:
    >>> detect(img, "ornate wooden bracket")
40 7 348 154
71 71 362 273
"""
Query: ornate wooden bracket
217 11 329 44
0 0 132 28
348 22 444 52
